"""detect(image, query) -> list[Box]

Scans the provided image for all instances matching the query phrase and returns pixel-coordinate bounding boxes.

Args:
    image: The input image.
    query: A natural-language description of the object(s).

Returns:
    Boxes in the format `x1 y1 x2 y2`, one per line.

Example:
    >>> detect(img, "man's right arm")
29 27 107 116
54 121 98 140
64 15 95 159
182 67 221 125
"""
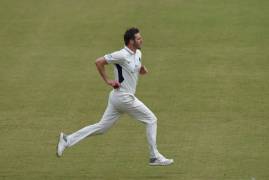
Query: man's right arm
95 57 120 89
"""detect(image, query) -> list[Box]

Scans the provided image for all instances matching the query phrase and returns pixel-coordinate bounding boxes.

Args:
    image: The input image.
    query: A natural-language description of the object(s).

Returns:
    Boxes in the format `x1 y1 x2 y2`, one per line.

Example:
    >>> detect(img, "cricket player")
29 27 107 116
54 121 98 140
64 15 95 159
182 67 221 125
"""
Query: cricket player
57 27 174 166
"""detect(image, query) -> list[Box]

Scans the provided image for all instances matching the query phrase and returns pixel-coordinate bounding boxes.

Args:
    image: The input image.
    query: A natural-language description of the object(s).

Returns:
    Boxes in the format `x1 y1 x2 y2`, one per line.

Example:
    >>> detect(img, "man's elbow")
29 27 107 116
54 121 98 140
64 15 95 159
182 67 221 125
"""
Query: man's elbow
95 57 100 65
95 58 101 67
95 57 107 67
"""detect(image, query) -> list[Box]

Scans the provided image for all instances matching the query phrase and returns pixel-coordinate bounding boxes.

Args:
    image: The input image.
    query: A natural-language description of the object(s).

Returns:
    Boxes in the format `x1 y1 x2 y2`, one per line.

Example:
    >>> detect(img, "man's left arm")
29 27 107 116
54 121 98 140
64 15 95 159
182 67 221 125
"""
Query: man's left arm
139 65 148 75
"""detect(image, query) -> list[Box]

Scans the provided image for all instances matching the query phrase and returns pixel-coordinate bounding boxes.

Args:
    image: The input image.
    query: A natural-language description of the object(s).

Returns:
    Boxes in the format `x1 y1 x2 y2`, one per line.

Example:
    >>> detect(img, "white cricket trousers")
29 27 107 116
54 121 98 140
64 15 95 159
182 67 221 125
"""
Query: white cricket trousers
66 90 161 158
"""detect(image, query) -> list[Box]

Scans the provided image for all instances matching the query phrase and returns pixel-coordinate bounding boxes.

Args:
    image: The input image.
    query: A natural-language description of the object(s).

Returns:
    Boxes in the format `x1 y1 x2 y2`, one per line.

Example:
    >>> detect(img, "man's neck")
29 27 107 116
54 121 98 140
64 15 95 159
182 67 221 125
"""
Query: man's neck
127 45 137 53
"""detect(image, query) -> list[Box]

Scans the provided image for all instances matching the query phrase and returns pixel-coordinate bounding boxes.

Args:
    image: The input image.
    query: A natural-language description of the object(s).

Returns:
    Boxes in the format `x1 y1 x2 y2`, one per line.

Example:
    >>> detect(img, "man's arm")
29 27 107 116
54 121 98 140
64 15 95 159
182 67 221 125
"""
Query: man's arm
139 65 148 75
95 57 120 89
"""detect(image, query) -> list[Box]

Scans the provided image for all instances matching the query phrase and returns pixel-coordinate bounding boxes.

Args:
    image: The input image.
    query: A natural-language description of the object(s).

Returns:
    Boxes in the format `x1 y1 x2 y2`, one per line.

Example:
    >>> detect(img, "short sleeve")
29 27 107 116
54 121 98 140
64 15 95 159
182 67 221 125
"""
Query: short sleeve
104 50 125 64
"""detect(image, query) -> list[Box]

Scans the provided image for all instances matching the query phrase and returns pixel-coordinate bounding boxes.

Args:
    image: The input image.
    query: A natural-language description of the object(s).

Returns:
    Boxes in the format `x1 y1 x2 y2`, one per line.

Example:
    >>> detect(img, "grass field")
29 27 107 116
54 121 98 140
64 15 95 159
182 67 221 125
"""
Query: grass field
0 0 269 179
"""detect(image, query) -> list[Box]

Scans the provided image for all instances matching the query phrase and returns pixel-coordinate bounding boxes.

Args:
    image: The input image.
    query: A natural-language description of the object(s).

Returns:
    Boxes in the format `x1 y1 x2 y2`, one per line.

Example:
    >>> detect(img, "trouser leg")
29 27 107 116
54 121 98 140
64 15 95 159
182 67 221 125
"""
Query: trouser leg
146 121 160 158
67 102 120 147
124 95 160 158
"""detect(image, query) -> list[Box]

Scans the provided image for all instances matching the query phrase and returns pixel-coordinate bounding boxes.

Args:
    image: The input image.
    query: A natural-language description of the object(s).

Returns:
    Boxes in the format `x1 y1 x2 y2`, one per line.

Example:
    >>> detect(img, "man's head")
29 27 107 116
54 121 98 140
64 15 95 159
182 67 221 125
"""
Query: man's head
124 27 143 49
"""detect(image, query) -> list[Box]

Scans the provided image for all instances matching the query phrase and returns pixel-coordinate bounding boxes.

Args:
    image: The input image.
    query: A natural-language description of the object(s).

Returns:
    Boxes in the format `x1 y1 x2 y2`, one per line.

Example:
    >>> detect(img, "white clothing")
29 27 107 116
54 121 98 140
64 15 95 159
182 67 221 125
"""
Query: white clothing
104 46 141 94
67 91 160 158
65 47 161 158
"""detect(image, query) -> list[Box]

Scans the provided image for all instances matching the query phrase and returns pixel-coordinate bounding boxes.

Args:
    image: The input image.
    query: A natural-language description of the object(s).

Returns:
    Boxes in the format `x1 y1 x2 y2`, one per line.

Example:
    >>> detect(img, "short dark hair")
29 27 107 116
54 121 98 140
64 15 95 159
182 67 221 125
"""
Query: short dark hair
124 27 140 46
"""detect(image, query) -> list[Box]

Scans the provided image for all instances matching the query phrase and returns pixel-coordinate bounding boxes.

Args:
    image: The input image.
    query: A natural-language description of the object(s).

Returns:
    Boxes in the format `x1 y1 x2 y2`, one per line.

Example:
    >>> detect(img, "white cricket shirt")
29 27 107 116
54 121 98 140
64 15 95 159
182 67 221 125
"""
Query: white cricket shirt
104 46 142 94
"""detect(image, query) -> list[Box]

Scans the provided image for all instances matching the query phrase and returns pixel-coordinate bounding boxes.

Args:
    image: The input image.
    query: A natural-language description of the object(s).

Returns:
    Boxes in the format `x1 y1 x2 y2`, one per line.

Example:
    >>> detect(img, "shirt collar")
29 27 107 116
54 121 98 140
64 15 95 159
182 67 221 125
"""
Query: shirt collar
124 46 135 55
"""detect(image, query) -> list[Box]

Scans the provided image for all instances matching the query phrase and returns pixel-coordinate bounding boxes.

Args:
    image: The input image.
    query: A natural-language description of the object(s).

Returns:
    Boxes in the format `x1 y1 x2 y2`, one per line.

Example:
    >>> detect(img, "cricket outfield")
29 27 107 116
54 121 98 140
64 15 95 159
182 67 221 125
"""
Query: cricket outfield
0 0 268 179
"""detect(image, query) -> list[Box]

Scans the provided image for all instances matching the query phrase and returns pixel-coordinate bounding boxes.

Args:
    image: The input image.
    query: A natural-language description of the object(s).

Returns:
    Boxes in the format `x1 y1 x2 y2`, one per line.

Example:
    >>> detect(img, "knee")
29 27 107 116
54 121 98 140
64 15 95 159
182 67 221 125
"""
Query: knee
97 129 107 134
152 114 157 123
147 114 157 125
95 122 112 134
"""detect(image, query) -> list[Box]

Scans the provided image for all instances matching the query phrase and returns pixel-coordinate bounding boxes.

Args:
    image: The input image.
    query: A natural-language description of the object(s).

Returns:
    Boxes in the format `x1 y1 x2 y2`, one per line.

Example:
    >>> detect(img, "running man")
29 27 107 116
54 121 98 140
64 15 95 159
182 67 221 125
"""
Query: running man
57 27 174 166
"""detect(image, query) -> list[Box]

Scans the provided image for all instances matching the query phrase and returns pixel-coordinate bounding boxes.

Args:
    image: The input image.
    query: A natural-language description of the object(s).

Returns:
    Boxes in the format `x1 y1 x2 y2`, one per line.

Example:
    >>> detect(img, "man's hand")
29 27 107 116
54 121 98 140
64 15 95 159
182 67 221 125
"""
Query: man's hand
106 80 121 89
139 65 148 75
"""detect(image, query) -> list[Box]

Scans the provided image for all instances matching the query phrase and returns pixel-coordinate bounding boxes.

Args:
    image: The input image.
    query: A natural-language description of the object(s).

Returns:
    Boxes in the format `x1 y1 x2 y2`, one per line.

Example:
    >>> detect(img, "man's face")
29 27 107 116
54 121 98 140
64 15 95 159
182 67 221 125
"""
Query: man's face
133 33 143 49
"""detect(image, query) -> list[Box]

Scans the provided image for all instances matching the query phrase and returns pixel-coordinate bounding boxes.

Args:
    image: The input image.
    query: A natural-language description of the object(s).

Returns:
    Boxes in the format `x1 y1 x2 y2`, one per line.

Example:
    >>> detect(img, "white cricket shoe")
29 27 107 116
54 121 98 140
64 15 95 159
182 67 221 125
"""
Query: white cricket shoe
56 132 68 157
149 154 174 166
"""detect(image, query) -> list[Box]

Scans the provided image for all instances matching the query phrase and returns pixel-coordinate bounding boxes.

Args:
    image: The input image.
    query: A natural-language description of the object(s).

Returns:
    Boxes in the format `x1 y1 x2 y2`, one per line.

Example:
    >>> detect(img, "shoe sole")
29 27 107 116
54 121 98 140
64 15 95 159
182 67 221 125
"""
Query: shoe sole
56 133 63 158
149 159 174 166
149 163 173 166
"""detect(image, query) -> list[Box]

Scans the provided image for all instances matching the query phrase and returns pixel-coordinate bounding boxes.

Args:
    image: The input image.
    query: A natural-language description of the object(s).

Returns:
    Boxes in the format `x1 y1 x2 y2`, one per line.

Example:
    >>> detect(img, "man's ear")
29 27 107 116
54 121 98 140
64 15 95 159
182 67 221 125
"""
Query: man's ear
129 39 134 45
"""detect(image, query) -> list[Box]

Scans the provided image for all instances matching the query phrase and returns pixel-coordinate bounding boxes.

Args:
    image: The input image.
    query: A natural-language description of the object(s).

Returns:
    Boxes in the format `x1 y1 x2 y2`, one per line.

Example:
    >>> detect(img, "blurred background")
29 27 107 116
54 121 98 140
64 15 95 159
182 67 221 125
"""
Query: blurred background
0 0 268 179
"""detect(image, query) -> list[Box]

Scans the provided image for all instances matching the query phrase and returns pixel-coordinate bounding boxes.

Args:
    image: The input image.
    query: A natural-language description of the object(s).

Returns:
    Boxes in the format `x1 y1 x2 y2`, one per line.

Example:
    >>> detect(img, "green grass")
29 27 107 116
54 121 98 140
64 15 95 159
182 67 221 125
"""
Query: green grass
0 0 269 179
